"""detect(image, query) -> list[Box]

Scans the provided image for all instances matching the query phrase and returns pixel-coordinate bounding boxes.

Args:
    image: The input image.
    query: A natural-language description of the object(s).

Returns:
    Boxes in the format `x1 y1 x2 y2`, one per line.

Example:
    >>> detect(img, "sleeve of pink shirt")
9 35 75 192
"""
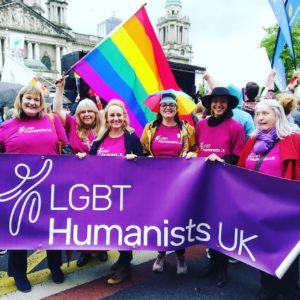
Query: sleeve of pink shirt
53 114 69 145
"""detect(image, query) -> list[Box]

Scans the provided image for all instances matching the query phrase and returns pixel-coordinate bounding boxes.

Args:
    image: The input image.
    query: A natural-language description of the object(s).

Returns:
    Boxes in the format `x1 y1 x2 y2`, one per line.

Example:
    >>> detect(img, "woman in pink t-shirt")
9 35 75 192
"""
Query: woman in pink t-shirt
0 85 68 292
141 93 197 276
196 87 245 288
238 99 300 299
53 76 107 267
89 100 143 285
54 76 101 155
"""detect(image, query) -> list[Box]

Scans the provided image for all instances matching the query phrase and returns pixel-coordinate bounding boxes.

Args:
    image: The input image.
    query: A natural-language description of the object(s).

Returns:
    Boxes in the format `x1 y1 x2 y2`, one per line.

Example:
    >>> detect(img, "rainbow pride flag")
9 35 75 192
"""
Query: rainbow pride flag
31 77 48 95
71 5 178 134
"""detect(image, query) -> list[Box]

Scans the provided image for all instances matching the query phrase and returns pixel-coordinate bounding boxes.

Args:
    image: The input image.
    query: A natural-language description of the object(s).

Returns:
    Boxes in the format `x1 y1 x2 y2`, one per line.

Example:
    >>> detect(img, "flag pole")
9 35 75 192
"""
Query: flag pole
271 26 281 68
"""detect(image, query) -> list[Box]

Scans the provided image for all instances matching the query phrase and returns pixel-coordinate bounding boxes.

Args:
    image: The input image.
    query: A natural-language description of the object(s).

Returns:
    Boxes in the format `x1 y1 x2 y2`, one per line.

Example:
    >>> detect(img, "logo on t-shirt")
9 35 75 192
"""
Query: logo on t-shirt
200 142 225 153
154 135 181 145
247 153 276 162
19 126 52 134
97 147 123 157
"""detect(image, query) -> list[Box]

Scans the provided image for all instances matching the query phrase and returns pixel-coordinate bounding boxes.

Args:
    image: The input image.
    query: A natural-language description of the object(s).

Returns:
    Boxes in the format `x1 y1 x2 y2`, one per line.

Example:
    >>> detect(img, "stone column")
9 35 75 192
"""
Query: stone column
4 36 9 54
62 7 66 25
60 7 63 24
53 4 58 23
167 25 169 43
0 40 3 71
65 8 68 25
49 4 53 21
56 4 59 23
28 42 33 59
183 27 186 45
185 27 189 44
56 45 61 73
34 43 40 60
170 24 174 43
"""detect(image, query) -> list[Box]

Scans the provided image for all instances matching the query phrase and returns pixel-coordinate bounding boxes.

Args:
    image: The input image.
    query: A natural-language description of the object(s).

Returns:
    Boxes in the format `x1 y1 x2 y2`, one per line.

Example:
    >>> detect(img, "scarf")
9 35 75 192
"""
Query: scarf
207 113 227 127
253 128 278 154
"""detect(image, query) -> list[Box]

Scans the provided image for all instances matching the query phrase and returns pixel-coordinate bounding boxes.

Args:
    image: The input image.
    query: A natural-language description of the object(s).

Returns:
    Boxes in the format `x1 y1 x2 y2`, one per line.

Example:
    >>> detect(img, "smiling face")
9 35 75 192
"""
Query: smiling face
210 96 228 117
159 101 177 120
21 93 42 117
107 105 125 130
79 109 96 127
255 104 276 132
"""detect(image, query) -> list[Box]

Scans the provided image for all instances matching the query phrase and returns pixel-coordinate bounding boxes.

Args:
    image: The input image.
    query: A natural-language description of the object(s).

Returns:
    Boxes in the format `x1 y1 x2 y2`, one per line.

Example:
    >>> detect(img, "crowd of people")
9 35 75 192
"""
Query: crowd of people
0 71 299 300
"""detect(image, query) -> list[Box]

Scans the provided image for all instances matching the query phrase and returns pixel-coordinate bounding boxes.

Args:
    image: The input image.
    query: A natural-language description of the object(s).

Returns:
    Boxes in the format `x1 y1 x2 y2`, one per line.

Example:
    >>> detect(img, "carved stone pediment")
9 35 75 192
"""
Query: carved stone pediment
0 4 67 37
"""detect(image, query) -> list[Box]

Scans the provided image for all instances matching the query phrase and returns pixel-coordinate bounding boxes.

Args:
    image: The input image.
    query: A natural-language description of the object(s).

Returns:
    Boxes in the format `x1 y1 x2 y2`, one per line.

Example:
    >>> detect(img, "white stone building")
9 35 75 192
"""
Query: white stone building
0 0 101 83
157 0 193 64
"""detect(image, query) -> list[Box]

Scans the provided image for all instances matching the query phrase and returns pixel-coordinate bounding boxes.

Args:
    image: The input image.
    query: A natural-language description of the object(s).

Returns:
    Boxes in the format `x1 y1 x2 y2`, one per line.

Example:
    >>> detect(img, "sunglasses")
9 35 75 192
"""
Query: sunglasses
160 103 176 108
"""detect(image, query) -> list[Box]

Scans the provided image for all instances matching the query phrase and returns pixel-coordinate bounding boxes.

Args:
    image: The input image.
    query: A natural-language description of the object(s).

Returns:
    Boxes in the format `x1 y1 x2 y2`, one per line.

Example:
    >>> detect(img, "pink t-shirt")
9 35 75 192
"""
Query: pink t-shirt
65 113 95 154
196 118 245 158
151 124 182 157
97 134 126 157
245 143 282 177
0 114 68 154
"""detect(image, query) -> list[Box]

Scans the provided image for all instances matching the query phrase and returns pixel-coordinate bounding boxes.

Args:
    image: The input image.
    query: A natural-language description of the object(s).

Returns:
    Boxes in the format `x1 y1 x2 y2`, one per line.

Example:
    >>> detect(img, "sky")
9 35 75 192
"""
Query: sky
64 0 277 88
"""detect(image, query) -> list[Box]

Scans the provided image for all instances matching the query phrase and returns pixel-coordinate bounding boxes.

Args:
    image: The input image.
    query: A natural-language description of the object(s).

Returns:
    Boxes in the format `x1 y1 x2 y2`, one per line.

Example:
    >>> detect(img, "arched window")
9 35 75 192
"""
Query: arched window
181 49 185 56
41 54 51 70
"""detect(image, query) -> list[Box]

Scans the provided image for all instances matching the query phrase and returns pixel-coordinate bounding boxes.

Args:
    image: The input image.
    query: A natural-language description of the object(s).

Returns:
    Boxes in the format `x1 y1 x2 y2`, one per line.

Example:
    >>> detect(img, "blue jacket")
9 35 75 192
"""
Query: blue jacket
227 84 254 139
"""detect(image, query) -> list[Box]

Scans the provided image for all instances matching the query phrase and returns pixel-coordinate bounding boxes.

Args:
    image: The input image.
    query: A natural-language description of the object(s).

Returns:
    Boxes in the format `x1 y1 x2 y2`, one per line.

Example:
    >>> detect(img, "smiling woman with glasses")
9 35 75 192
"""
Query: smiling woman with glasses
141 93 197 276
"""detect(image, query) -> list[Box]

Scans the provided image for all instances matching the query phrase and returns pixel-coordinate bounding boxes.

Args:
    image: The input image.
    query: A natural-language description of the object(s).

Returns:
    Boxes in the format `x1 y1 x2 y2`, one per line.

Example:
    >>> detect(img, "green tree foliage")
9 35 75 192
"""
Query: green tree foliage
261 20 300 80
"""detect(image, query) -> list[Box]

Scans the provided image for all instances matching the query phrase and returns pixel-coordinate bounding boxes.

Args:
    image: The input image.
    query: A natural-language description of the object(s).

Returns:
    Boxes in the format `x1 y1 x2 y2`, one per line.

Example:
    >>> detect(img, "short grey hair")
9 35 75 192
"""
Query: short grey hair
253 99 296 138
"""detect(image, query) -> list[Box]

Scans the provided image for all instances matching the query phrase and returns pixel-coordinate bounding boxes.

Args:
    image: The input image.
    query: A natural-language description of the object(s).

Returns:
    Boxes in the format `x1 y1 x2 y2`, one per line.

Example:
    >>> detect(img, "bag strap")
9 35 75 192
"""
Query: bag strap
253 139 279 172
48 112 59 139
48 112 62 154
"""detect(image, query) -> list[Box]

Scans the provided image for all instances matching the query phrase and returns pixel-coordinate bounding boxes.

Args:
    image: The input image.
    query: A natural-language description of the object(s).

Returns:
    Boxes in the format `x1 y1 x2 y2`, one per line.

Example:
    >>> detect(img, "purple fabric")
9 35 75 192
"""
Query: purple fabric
0 154 299 278
253 128 278 154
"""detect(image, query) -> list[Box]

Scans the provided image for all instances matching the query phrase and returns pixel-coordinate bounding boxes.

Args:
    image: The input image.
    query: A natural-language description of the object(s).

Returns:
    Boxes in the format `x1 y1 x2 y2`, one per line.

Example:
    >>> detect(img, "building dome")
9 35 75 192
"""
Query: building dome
24 58 49 71
166 0 181 7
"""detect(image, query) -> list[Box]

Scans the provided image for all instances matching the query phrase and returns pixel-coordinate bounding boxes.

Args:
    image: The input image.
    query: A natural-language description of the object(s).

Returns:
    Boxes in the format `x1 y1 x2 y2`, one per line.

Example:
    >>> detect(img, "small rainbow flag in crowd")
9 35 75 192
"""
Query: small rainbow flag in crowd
71 5 178 134
74 72 80 94
31 77 48 95
74 72 80 85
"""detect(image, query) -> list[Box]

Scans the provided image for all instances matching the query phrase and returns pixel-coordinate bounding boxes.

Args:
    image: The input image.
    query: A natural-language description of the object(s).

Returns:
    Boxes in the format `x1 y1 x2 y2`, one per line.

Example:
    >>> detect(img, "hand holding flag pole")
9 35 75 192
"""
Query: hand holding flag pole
55 74 69 85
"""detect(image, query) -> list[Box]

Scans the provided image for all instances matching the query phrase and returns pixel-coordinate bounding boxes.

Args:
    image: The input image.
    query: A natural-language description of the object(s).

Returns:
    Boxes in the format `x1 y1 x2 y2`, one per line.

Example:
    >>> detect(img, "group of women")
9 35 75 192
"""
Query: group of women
0 75 299 299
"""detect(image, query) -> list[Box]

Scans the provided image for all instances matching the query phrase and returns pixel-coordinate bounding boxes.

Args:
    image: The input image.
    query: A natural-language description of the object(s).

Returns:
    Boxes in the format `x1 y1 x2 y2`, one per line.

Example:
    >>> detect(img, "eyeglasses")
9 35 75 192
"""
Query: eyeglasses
160 103 176 109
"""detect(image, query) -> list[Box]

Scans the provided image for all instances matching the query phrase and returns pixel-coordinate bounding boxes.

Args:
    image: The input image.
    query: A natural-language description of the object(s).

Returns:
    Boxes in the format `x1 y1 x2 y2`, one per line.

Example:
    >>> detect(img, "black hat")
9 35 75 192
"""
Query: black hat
202 87 239 110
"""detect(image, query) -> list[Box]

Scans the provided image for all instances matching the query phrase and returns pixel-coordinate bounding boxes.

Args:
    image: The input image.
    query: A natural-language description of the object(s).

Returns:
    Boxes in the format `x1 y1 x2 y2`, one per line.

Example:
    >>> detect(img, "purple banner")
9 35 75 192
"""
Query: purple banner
0 154 299 278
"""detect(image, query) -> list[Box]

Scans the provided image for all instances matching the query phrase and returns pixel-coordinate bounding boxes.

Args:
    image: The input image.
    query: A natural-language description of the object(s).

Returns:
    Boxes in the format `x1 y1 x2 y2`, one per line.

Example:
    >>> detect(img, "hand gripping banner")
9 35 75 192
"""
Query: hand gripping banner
0 154 299 278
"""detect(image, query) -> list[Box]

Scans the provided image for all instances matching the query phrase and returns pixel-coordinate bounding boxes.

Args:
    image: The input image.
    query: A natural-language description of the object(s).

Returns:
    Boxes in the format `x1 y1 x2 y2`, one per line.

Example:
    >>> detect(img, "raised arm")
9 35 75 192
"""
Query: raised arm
203 72 224 94
53 75 67 126
261 69 276 99
264 69 276 91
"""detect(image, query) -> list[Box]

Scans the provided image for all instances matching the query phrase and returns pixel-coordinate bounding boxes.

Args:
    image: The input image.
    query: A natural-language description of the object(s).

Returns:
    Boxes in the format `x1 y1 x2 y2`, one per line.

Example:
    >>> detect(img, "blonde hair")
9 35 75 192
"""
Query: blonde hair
96 99 133 141
277 93 297 115
14 85 46 119
75 99 101 140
